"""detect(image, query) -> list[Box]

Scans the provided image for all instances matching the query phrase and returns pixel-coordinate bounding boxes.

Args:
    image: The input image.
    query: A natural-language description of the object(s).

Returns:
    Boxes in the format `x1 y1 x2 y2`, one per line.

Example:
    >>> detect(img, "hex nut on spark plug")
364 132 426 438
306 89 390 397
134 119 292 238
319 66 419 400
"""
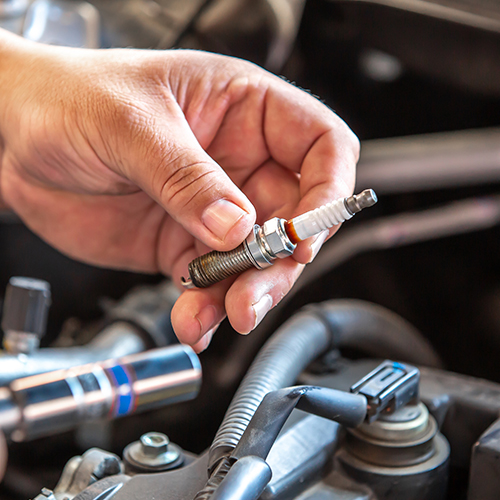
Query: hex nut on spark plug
262 218 296 259
246 218 296 269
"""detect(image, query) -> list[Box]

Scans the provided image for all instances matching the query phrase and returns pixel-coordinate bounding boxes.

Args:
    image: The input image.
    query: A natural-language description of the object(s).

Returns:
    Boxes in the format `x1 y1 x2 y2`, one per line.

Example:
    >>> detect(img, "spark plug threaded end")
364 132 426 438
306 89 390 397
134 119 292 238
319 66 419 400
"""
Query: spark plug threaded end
186 244 255 288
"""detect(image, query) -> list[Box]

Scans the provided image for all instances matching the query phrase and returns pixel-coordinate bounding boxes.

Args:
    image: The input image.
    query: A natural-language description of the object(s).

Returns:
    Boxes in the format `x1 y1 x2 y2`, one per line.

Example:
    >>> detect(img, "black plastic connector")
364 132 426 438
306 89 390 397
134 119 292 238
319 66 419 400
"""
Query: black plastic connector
350 360 420 423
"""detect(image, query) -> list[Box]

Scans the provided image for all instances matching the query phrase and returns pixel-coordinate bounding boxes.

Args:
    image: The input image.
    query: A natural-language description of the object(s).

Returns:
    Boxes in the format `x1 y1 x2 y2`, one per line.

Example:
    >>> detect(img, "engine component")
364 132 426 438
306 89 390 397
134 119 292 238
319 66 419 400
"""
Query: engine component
182 190 377 289
350 360 419 422
103 280 180 348
337 403 449 500
209 300 439 474
218 299 441 396
0 280 181 387
2 276 51 355
209 308 332 471
43 350 500 500
210 456 272 500
0 345 201 441
123 431 184 472
201 361 418 500
0 322 147 387
232 386 368 459
42 448 124 500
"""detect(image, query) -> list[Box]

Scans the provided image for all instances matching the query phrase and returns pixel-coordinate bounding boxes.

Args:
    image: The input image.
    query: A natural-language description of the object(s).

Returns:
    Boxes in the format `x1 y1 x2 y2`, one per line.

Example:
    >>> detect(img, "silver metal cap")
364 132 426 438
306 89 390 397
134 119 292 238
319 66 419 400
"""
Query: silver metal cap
345 189 378 215
2 277 51 337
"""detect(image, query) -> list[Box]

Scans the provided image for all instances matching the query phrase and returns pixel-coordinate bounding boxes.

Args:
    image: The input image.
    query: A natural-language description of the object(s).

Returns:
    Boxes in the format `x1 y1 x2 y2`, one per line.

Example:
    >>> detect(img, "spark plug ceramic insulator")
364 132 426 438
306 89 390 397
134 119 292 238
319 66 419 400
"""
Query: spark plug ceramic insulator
181 189 377 289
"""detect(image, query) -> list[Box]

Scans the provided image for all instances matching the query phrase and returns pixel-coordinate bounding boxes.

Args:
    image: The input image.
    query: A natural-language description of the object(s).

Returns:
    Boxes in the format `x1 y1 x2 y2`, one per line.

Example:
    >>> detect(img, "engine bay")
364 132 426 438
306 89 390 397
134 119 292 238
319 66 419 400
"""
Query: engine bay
3 1 500 499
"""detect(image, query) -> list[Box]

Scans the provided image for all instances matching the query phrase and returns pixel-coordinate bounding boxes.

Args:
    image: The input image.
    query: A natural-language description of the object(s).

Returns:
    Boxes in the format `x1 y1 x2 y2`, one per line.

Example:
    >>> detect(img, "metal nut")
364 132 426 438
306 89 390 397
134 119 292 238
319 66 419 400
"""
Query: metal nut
262 218 296 258
123 431 183 471
140 432 169 457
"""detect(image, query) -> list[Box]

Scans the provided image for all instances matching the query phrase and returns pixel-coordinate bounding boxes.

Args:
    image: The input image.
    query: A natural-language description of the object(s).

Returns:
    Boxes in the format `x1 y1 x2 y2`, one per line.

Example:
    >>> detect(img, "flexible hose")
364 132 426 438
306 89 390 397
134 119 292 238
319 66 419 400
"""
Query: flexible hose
208 312 332 472
318 300 442 368
198 299 439 500
208 299 440 477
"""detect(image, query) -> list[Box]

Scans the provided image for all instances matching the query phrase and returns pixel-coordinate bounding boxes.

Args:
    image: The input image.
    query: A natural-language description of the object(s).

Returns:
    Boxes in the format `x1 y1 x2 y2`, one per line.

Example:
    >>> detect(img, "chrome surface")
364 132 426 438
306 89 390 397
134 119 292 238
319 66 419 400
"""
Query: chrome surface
0 345 201 441
0 322 147 387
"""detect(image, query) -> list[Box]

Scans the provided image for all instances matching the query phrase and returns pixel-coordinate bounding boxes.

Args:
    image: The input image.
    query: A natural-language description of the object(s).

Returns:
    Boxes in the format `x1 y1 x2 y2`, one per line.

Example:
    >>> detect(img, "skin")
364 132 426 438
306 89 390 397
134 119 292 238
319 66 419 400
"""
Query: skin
0 29 359 353
0 430 5 481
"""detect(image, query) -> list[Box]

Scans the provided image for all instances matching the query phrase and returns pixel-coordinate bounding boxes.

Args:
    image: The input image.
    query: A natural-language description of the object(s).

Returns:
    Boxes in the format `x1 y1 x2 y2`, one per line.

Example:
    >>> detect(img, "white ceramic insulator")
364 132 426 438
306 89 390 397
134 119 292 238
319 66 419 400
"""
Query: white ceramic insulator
291 198 353 241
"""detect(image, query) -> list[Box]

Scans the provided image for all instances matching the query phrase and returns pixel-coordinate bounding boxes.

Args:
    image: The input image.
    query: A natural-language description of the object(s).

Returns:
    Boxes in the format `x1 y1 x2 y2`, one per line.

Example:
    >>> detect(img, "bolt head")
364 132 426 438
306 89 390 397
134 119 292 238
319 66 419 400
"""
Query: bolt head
124 432 183 471
140 432 169 457
262 218 296 258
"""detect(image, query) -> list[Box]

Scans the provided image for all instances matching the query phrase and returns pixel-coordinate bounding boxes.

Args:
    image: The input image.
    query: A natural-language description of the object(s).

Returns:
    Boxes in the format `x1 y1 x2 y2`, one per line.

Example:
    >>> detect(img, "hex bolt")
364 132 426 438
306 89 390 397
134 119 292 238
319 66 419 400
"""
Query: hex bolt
140 432 169 457
123 431 183 472
182 189 378 289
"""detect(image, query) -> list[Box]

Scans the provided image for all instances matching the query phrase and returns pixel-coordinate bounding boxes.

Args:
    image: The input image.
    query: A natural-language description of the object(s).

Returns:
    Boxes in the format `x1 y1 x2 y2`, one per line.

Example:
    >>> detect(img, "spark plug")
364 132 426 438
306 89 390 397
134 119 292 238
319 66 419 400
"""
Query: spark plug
182 189 377 289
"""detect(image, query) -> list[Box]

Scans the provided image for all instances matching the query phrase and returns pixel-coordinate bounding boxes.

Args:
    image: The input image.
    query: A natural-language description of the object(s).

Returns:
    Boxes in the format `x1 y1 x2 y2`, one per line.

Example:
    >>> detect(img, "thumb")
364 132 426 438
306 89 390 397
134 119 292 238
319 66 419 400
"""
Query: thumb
126 119 256 251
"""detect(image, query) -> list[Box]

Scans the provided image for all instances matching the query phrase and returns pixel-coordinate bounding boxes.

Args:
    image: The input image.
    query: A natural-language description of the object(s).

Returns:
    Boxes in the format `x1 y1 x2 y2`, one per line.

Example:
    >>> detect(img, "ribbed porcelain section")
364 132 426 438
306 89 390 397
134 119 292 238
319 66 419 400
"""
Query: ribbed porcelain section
291 198 353 241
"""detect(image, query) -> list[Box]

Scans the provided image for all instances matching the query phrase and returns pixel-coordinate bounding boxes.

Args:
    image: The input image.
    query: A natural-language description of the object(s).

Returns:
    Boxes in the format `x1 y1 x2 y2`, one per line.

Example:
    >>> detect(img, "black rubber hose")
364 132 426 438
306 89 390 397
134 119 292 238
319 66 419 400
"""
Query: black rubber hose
316 299 442 368
204 386 366 500
208 311 332 472
207 299 441 472
232 386 367 460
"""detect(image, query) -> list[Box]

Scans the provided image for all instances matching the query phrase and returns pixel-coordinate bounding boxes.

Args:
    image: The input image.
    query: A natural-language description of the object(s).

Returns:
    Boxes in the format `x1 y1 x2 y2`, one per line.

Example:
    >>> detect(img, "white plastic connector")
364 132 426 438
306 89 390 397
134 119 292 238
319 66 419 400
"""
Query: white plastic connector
290 198 353 241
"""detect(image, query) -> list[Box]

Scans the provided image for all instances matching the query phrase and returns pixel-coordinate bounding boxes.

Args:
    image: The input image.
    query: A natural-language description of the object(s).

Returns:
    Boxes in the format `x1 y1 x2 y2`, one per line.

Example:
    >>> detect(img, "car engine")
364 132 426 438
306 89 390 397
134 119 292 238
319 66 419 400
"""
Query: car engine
2 1 500 499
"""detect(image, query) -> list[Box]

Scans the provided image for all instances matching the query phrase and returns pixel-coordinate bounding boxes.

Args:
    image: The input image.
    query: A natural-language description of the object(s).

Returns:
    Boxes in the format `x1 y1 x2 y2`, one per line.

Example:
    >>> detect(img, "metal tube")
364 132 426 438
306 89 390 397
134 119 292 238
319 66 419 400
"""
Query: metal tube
0 322 147 387
2 345 201 441
356 128 500 194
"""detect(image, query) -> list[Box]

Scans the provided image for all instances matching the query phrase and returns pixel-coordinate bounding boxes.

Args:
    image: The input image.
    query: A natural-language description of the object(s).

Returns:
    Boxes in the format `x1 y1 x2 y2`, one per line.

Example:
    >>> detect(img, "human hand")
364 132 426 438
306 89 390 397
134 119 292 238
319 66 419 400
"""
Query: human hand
0 430 6 482
0 30 359 352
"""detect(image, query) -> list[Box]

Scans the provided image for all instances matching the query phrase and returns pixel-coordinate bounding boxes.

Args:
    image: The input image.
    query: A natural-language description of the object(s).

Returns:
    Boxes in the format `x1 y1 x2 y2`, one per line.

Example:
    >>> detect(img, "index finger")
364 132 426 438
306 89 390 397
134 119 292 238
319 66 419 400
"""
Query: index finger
263 79 360 261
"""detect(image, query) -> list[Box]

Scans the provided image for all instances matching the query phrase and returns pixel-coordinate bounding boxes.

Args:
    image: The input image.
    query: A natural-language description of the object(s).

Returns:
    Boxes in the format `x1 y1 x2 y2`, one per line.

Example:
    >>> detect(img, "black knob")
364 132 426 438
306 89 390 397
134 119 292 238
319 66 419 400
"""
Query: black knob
2 277 51 337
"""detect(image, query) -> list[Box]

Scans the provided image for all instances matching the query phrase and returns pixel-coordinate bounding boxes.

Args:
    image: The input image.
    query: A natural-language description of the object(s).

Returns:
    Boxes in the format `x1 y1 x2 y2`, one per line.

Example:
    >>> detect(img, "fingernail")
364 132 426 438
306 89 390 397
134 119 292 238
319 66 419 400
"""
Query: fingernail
249 294 273 333
197 328 215 353
309 230 329 263
195 305 217 337
202 199 248 241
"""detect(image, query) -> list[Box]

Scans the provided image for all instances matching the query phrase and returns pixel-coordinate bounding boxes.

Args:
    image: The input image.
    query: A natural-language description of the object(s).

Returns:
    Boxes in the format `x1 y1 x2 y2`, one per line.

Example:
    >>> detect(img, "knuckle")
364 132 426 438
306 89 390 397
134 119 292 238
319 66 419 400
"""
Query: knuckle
157 153 219 208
